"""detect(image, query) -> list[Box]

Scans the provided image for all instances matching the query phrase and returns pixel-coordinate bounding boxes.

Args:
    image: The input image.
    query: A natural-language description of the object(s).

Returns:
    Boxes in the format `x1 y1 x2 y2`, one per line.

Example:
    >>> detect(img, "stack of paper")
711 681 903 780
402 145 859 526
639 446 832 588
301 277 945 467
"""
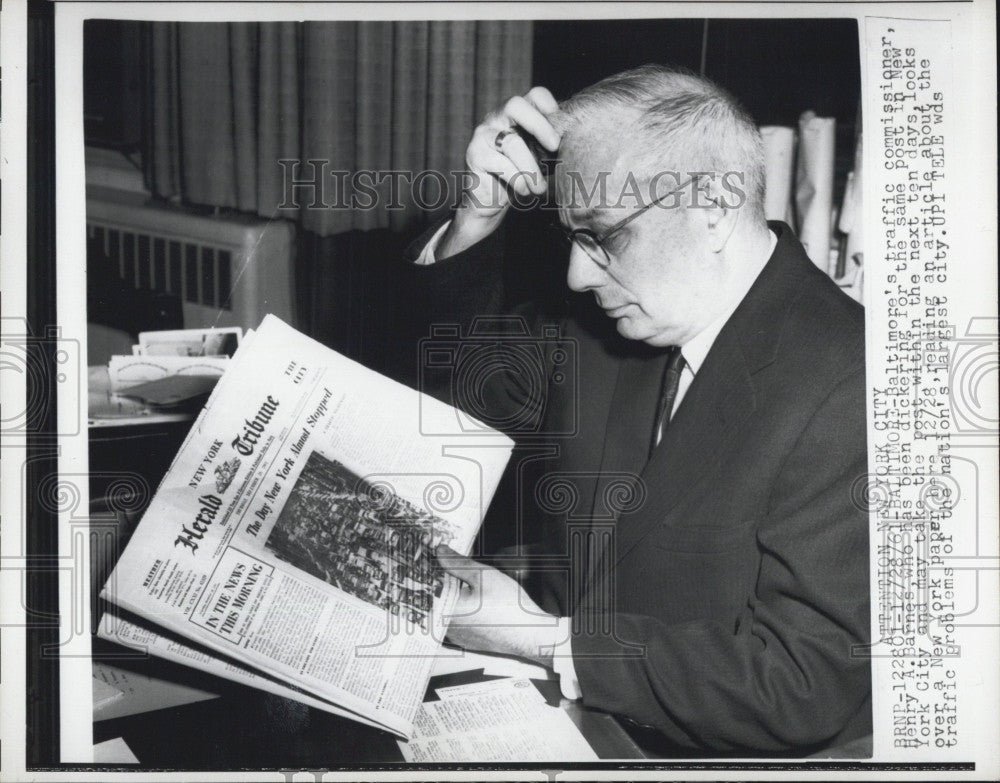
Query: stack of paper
398 678 598 762
90 327 242 422
93 661 219 721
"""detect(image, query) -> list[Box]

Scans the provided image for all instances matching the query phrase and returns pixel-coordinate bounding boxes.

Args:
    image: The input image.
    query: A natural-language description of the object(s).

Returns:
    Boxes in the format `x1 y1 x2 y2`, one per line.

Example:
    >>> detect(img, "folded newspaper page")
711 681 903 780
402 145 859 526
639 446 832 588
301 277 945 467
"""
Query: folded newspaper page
100 315 514 738
96 610 392 730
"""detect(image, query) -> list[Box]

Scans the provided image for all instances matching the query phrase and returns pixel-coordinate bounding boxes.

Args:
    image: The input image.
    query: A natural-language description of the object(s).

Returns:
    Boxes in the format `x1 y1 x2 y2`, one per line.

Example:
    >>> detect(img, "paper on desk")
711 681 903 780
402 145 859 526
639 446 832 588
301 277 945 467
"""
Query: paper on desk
137 326 242 358
760 125 796 223
435 675 547 701
116 374 221 406
794 111 837 273
429 648 551 682
837 130 864 295
108 355 230 392
93 676 125 710
398 677 598 762
93 661 219 721
92 737 140 764
89 365 154 419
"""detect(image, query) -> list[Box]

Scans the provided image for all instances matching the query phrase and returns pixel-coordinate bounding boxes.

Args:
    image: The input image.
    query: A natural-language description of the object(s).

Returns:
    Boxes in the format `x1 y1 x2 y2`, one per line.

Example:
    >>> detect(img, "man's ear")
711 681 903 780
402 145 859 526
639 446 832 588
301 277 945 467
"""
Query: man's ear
698 175 739 253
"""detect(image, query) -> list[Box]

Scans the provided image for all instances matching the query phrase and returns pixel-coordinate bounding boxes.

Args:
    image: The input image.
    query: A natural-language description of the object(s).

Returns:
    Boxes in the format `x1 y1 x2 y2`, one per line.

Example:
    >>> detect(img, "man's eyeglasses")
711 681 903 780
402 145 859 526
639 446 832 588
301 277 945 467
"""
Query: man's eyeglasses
552 176 697 269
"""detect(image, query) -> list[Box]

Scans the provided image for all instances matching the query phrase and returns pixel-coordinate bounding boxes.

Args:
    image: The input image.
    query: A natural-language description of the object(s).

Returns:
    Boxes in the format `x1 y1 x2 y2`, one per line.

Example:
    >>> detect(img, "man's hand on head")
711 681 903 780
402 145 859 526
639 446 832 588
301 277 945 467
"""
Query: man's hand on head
436 87 561 260
436 545 562 668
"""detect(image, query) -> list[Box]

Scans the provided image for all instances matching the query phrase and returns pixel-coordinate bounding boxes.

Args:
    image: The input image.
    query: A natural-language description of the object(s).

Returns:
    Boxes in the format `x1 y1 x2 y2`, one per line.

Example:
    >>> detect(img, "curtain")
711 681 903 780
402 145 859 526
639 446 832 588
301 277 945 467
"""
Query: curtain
144 21 534 236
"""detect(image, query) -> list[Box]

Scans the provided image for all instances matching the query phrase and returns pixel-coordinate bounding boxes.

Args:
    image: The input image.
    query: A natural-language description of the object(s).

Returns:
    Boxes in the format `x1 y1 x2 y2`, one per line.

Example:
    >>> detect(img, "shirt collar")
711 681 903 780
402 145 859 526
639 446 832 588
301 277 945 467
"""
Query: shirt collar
678 229 778 375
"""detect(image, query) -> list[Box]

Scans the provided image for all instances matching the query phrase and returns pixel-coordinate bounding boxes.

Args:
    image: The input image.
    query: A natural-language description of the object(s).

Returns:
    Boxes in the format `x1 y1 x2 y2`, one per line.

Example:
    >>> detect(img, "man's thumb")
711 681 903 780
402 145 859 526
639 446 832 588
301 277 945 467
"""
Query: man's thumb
435 545 478 587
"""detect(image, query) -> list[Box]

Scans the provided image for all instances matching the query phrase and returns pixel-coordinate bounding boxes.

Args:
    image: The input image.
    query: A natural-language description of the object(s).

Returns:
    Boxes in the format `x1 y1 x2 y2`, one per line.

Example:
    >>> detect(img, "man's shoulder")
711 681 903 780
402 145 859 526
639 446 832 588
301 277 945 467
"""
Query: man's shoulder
763 224 865 377
789 263 865 378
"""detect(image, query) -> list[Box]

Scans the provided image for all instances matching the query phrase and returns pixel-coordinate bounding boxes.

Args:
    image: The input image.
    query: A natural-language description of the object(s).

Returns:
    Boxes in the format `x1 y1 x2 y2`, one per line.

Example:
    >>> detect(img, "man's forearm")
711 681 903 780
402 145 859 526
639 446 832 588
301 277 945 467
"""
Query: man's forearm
434 209 506 261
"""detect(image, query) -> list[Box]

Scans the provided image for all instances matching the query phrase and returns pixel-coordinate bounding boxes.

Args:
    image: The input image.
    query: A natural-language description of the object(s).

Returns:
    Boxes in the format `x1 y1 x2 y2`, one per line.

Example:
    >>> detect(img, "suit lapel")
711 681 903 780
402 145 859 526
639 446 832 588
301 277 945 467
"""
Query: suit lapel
595 351 665 493
562 333 663 607
609 337 757 566
591 222 812 573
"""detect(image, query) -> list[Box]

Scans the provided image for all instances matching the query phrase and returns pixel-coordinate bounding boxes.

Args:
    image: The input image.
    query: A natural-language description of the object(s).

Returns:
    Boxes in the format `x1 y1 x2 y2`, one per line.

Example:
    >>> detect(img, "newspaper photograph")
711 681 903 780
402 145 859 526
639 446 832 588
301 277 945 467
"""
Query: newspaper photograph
101 315 513 737
264 452 458 632
0 0 996 779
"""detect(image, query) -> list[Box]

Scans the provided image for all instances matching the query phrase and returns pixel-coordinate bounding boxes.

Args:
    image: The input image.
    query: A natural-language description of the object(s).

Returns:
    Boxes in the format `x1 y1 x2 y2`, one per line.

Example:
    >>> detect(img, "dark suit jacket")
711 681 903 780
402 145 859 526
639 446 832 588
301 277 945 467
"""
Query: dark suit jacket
404 220 871 756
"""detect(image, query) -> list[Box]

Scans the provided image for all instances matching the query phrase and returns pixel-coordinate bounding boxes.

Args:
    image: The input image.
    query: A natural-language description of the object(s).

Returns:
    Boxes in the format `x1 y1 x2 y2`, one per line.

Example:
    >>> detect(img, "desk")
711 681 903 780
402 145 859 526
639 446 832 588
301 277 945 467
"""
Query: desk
91 649 646 765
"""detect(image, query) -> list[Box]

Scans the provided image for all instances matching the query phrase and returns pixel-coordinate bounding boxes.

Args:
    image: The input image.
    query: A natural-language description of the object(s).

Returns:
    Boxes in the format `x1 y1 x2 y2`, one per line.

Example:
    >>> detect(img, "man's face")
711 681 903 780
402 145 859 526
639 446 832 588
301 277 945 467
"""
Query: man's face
554 138 722 348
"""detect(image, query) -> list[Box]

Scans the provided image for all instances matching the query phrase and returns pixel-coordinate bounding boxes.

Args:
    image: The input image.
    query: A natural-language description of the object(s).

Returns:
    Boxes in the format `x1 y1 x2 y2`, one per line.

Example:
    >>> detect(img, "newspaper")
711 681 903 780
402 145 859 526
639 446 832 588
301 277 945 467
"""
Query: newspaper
399 678 599 762
100 315 514 737
96 611 391 730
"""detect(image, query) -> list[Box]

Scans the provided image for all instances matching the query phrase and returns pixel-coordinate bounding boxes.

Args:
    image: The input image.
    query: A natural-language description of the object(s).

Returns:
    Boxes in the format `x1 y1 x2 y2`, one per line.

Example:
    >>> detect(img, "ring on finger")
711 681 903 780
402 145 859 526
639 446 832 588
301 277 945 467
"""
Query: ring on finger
493 128 516 151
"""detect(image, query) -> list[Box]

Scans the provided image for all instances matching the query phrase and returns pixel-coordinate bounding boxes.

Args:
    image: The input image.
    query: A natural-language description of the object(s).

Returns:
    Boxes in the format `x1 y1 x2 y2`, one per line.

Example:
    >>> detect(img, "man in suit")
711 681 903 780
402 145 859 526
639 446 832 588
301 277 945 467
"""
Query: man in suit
412 65 871 756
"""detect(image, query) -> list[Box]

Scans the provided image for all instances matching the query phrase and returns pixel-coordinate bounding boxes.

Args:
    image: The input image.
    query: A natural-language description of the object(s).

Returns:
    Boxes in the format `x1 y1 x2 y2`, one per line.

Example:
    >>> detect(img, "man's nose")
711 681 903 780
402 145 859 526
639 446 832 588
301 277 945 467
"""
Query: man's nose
566 244 605 292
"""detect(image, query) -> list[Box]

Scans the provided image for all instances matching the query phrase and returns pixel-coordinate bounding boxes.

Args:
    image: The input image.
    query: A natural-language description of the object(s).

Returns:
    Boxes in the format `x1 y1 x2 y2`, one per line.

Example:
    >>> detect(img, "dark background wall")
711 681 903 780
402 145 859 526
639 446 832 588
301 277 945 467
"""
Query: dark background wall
86 18 861 155
83 18 861 374
533 18 859 171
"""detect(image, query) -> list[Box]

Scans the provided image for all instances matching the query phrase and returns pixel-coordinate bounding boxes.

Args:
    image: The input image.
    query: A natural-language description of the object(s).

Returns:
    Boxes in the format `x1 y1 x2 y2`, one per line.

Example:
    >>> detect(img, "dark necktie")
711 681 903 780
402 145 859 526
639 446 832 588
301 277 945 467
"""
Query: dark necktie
650 346 686 457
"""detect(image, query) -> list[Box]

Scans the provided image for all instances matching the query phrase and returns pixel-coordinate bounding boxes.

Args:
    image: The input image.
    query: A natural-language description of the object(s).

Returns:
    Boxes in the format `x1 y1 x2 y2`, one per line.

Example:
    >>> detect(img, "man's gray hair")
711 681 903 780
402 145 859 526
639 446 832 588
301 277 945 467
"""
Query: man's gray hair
554 64 766 221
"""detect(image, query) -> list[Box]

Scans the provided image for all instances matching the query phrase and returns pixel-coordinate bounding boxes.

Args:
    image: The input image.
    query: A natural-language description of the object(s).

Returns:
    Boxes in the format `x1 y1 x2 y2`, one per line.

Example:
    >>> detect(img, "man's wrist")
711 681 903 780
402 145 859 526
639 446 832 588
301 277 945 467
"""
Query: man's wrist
510 615 561 668
550 617 583 700
412 220 452 266
436 210 504 260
